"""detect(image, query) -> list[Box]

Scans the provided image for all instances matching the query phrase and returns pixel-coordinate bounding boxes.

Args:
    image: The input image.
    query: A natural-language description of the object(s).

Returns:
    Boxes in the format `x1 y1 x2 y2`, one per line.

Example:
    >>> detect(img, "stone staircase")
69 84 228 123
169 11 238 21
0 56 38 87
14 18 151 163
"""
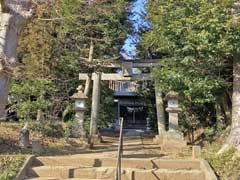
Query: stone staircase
20 135 216 180
26 156 205 180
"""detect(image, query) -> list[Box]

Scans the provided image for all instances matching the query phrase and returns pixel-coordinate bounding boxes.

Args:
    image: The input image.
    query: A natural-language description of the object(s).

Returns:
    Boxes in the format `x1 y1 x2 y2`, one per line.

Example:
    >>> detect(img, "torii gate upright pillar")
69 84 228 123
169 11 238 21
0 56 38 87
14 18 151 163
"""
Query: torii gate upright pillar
90 72 101 136
155 86 166 139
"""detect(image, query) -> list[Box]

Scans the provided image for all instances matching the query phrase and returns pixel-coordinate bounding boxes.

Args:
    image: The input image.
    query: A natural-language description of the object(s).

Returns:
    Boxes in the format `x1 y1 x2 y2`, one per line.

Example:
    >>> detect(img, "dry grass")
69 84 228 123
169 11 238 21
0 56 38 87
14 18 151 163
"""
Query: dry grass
202 140 240 180
0 155 26 180
0 121 89 179
0 121 87 155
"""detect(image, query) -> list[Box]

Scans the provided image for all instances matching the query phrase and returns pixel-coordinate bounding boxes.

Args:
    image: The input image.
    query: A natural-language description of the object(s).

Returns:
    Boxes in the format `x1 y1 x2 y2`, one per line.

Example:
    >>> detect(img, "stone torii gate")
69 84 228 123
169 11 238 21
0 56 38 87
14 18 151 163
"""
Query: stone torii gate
79 60 166 139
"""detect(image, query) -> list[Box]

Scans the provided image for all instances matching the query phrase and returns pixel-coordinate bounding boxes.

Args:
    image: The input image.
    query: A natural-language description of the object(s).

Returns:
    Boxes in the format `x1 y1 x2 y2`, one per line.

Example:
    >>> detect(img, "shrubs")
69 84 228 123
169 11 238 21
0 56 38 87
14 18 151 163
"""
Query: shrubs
0 155 26 180
30 121 64 138
202 143 240 179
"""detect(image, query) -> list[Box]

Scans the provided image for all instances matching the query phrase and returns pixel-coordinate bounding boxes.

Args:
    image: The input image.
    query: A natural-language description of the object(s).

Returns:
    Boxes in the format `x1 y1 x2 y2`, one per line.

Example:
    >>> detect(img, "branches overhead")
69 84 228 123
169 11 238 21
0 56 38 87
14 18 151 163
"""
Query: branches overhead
9 0 131 120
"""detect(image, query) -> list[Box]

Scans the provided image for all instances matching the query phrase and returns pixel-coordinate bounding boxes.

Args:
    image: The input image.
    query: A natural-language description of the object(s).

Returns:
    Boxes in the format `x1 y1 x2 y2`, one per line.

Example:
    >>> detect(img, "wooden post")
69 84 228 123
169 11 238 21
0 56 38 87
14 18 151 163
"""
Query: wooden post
90 72 101 136
155 83 166 138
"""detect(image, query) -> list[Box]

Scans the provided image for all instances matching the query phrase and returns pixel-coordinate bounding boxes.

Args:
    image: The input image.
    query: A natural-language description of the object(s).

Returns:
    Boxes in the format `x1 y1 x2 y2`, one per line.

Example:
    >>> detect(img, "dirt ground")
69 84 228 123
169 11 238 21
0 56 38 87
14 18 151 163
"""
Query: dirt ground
0 122 87 155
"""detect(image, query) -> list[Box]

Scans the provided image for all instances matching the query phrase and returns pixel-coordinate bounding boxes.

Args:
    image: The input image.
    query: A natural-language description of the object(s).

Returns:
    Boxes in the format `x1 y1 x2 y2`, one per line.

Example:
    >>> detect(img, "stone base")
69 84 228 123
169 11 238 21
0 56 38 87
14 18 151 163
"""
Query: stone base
192 145 201 159
162 130 187 152
70 127 87 138
32 140 43 154
88 134 103 148
153 135 163 145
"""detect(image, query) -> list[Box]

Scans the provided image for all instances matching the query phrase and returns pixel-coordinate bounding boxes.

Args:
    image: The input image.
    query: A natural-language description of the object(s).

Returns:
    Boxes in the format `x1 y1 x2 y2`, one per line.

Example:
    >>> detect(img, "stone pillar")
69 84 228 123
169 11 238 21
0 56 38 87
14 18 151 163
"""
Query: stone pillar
90 72 101 136
154 83 166 142
77 111 86 136
72 111 86 138
165 91 182 133
19 123 30 148
163 91 186 151
32 140 43 154
168 110 179 131
71 85 88 138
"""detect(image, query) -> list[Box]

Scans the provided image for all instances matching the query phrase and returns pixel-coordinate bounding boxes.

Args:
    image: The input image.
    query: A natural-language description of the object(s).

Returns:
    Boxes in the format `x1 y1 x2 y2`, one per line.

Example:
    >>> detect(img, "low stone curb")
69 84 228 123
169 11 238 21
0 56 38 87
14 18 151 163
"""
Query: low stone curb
15 155 36 180
201 160 218 180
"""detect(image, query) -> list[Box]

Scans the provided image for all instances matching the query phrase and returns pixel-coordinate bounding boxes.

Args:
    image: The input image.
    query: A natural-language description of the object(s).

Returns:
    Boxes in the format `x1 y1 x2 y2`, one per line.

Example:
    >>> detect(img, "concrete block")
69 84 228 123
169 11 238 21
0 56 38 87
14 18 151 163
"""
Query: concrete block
74 167 97 179
32 140 43 154
36 156 95 167
134 169 205 180
30 166 74 178
152 159 201 170
162 131 187 152
192 145 201 159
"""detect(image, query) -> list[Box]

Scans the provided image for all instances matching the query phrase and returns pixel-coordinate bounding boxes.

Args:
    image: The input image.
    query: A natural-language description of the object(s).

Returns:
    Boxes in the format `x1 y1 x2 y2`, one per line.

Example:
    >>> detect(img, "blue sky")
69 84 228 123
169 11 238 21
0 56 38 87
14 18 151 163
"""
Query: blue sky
121 0 150 59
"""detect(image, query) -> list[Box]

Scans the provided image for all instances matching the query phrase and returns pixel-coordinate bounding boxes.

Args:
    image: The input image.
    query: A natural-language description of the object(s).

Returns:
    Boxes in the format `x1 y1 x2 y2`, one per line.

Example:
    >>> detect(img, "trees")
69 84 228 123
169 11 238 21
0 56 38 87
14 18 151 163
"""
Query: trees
0 0 27 120
0 0 51 120
10 0 130 124
226 53 240 153
141 0 240 151
221 1 240 153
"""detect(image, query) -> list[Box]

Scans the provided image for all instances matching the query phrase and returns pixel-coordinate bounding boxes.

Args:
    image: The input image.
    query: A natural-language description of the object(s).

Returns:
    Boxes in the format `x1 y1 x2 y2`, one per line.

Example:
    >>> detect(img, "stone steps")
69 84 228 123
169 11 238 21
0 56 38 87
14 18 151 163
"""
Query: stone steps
135 169 204 180
29 166 75 179
34 157 201 170
21 135 215 180
28 165 204 180
28 178 101 180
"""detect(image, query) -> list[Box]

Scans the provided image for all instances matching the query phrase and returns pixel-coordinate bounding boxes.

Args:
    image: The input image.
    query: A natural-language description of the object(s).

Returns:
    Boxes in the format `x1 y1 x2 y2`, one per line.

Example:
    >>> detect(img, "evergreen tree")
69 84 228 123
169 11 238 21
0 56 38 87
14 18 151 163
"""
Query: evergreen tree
11 0 130 125
140 0 240 150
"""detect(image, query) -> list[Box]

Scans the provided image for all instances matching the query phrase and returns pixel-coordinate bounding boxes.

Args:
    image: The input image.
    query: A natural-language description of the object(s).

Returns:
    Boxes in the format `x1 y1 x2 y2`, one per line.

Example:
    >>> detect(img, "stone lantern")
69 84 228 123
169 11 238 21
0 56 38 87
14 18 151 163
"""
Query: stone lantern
71 85 88 138
163 91 186 151
165 91 182 131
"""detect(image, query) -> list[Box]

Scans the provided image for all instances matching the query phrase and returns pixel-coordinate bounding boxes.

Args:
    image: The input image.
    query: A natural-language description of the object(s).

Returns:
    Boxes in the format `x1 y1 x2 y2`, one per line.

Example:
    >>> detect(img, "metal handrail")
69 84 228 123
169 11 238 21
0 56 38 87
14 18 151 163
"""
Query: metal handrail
115 117 124 180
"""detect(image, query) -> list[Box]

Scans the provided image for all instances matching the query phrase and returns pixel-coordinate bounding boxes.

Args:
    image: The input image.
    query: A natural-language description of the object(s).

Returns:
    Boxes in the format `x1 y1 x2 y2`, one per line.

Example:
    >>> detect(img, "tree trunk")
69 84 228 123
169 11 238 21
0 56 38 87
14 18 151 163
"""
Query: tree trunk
0 74 9 120
228 55 240 151
88 40 94 63
215 102 225 129
0 0 35 120
84 76 91 95
221 92 232 126
0 13 20 120
84 40 94 96
218 54 240 154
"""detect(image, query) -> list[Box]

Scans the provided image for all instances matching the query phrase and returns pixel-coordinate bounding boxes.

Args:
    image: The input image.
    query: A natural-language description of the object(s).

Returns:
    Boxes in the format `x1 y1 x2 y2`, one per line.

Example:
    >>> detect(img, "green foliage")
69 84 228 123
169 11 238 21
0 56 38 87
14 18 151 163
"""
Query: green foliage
202 144 240 179
10 80 54 120
141 0 240 132
11 0 130 125
0 155 26 180
30 121 64 138
98 83 115 129
63 120 75 139
138 82 158 131
204 127 216 138
59 0 129 62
